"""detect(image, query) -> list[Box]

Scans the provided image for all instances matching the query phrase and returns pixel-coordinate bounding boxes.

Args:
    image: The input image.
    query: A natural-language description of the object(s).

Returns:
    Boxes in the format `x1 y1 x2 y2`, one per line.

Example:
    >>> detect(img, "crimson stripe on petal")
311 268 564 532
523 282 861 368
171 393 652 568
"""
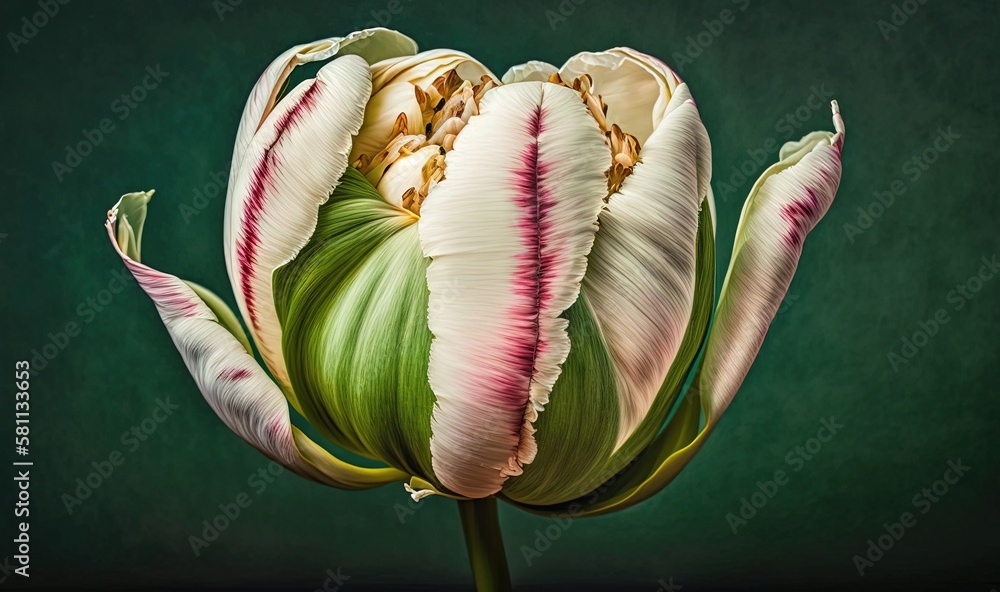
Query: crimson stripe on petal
419 82 610 498
225 56 371 394
235 81 322 333
702 102 845 420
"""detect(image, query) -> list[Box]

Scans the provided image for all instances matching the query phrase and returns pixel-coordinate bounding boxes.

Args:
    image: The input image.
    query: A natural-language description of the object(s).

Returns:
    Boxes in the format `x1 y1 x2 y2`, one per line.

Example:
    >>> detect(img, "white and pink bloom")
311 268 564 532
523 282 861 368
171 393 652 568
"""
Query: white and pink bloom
105 27 844 587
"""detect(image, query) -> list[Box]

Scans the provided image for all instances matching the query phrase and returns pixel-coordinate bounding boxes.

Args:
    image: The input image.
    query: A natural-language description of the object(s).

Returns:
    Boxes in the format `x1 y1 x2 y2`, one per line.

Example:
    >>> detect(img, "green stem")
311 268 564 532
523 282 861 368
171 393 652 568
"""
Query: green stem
458 497 512 592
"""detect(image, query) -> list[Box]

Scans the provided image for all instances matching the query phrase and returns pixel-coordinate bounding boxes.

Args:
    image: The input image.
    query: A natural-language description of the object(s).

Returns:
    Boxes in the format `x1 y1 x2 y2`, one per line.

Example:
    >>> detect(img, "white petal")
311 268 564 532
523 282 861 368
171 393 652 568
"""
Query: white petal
376 144 442 207
225 56 372 405
419 82 610 498
371 49 495 90
226 28 417 217
701 102 845 419
582 84 712 447
560 48 681 144
502 60 558 84
350 84 425 165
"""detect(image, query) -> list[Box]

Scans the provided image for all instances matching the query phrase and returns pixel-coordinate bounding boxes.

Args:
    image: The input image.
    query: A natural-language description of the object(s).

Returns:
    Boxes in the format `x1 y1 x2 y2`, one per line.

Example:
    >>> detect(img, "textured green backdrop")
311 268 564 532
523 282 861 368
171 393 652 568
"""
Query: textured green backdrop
1 0 997 590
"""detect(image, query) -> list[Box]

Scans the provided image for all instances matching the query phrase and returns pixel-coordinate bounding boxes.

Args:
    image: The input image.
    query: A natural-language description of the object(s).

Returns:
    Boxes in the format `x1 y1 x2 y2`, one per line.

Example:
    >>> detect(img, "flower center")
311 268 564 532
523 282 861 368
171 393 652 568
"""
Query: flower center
353 70 498 215
548 72 642 195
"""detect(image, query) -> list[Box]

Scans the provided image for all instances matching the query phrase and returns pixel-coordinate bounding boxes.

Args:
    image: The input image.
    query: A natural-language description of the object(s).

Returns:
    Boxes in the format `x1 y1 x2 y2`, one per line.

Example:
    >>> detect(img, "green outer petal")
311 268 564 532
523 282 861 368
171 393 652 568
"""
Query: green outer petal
503 198 716 514
501 294 621 505
275 167 439 486
291 427 408 490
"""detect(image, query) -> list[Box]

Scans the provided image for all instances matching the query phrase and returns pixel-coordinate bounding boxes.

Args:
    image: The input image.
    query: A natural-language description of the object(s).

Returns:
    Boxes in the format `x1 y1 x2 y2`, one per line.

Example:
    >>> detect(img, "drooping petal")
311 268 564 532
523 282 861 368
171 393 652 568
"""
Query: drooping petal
106 192 407 490
225 55 372 407
583 84 712 448
701 102 845 419
501 60 558 84
419 82 610 498
559 48 681 144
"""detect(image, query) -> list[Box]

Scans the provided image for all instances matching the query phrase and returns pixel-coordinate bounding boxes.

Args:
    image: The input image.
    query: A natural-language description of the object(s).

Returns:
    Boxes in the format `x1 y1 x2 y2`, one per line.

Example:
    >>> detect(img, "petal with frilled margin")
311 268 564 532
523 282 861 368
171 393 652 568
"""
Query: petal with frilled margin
419 82 610 499
499 84 712 506
107 191 406 489
224 30 416 405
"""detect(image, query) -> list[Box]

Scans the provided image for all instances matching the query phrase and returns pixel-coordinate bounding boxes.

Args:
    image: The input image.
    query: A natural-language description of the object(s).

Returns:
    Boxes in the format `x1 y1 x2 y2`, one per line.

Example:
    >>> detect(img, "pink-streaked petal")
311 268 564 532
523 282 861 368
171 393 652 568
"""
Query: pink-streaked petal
105 196 406 489
225 55 371 402
701 102 845 420
583 83 712 447
223 29 415 393
419 82 610 498
225 28 417 204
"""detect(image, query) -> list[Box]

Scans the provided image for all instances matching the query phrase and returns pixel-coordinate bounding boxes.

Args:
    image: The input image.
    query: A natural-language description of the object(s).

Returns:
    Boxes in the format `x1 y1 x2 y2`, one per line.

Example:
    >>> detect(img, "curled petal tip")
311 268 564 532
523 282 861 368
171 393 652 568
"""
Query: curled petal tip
404 483 436 502
108 189 154 222
831 100 845 140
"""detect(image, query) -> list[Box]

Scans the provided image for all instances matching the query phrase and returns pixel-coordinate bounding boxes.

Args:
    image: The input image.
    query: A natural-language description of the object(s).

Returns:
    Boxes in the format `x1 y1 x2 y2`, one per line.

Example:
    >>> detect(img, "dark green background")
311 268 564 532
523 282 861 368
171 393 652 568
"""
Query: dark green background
1 0 997 590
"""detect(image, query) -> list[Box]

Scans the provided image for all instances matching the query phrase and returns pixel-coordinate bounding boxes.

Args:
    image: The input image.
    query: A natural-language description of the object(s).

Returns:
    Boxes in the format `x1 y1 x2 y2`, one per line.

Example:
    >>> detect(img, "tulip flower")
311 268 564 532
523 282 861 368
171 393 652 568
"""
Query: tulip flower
105 28 845 591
